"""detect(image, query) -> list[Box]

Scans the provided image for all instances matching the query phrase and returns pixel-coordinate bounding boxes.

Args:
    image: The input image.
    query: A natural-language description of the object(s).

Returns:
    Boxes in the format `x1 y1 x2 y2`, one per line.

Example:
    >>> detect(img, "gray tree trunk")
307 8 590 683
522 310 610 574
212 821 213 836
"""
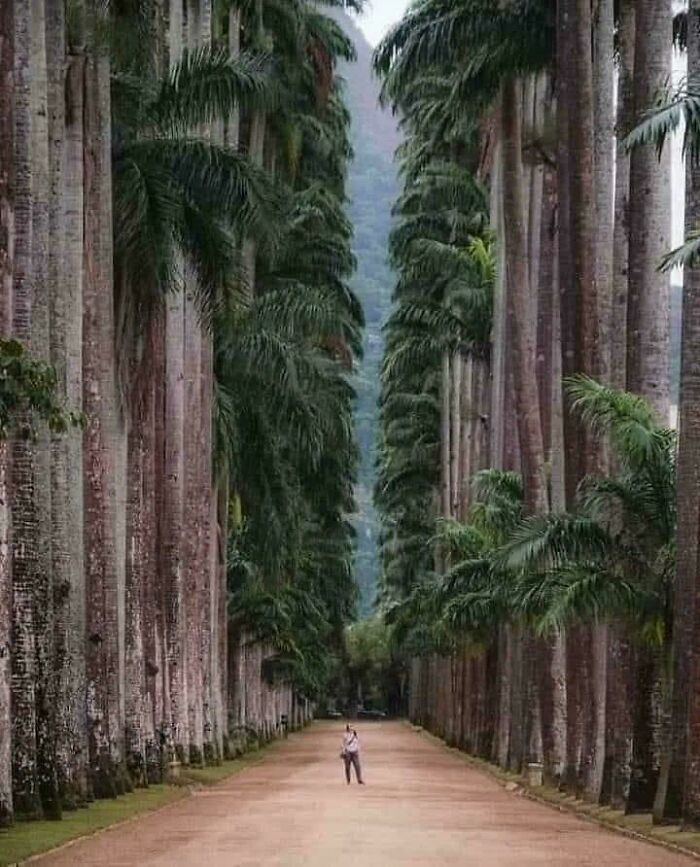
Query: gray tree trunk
11 0 41 820
626 0 672 421
625 0 673 814
440 350 451 521
500 78 547 516
654 1 700 823
449 349 462 519
61 47 88 805
82 48 124 798
603 0 635 812
0 0 14 826
184 296 203 764
593 0 615 386
30 0 61 817
46 0 74 816
162 0 189 766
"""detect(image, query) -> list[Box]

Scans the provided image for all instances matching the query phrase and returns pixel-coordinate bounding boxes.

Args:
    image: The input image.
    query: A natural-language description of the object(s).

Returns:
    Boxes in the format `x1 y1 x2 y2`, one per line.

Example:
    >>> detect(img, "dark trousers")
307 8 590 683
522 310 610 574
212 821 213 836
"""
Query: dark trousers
344 752 363 783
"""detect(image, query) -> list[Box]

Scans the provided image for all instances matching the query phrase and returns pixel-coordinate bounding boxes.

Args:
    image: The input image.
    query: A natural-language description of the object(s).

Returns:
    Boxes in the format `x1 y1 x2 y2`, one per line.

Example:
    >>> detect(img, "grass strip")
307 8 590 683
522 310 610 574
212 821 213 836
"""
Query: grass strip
0 745 279 866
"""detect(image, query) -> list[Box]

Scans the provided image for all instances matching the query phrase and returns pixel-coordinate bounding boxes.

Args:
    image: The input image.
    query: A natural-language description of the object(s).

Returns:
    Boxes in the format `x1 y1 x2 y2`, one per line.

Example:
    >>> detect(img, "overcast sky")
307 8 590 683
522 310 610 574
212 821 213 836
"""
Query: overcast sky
355 0 410 45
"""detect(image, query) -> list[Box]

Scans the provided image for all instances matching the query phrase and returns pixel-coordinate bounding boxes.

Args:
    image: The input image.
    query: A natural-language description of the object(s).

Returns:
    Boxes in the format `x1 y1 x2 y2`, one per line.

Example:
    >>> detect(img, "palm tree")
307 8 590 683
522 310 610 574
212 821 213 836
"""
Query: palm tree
506 377 675 809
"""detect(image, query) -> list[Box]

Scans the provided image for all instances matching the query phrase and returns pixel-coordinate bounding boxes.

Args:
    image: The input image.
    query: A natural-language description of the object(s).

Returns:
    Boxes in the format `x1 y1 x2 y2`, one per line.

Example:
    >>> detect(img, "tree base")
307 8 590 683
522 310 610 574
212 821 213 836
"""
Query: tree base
203 741 220 766
0 798 13 828
12 791 43 822
59 779 90 812
626 767 658 814
145 741 163 784
188 744 204 768
90 753 120 801
126 751 148 788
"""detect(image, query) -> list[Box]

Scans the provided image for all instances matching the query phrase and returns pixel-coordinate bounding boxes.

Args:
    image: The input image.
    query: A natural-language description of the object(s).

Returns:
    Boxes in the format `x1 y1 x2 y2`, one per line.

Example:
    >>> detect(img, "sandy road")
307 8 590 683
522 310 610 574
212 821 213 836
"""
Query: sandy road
35 721 692 866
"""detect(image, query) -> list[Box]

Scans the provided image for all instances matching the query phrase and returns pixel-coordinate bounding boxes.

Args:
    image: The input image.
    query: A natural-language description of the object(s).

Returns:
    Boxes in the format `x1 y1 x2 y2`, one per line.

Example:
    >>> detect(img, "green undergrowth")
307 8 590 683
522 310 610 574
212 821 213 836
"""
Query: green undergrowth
410 723 700 861
0 745 279 866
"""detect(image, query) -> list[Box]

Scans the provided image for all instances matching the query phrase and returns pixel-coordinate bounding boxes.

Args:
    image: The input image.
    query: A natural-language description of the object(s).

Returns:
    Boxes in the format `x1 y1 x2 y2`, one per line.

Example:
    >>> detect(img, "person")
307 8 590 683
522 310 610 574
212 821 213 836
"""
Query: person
341 724 364 785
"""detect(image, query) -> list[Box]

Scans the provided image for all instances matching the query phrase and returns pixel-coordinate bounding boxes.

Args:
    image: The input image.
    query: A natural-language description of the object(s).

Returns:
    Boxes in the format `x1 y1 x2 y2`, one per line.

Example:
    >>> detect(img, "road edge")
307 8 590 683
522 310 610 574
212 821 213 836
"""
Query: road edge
407 722 700 863
4 740 284 866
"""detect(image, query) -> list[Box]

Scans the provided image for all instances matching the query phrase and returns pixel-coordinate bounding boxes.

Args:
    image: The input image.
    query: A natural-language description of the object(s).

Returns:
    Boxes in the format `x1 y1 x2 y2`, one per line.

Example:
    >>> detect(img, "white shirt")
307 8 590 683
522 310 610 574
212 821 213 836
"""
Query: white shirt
343 732 360 754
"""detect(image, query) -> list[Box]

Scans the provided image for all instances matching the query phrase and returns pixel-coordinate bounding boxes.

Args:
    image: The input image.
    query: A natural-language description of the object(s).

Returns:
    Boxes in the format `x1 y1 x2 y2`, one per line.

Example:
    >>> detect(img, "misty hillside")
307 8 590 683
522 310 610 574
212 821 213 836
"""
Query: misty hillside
336 12 400 615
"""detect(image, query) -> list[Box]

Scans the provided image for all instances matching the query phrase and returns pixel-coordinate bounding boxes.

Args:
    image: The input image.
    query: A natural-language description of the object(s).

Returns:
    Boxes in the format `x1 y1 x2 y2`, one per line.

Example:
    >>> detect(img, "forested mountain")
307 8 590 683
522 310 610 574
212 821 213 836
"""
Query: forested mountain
337 12 399 614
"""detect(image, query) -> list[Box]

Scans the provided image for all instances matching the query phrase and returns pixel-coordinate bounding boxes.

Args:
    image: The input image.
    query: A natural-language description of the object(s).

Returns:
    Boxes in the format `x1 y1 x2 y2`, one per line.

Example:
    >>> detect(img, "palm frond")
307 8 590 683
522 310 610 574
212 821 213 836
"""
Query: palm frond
152 47 276 131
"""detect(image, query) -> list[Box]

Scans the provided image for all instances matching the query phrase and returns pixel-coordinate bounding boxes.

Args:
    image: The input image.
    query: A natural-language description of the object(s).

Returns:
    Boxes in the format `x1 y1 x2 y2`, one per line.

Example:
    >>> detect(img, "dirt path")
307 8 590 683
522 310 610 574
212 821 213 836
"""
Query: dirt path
35 721 692 866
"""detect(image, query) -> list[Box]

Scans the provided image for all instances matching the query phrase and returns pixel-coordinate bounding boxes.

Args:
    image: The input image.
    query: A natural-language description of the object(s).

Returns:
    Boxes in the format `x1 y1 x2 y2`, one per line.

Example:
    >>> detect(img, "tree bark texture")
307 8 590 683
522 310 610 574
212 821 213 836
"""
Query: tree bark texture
11 0 41 819
626 0 672 422
664 1 700 825
0 0 14 825
82 49 123 798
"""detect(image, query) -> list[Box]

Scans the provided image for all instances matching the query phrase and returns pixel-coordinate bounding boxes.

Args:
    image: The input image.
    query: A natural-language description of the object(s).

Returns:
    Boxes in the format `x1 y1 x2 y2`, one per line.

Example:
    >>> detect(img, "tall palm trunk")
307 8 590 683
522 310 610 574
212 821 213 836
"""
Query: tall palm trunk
586 0 615 802
30 0 61 817
124 366 147 785
593 0 615 387
449 349 461 519
212 469 227 758
566 0 599 468
147 317 167 782
537 155 567 783
0 0 13 825
501 78 547 775
626 0 672 420
241 0 265 293
558 0 598 795
11 0 42 820
625 0 672 814
440 350 451 521
601 0 635 812
489 137 506 470
537 159 555 464
184 300 203 764
162 284 187 763
61 47 89 805
548 196 568 785
82 47 123 797
226 6 241 149
657 1 700 824
45 0 73 817
201 345 218 760
500 78 547 516
459 356 473 519
162 0 188 765
220 0 241 753
611 0 635 394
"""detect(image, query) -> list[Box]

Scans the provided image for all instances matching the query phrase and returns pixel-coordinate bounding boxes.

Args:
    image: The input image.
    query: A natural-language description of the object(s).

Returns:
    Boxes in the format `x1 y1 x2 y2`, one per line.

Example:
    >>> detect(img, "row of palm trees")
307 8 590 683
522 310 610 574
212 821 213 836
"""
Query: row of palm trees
375 0 700 825
0 0 362 826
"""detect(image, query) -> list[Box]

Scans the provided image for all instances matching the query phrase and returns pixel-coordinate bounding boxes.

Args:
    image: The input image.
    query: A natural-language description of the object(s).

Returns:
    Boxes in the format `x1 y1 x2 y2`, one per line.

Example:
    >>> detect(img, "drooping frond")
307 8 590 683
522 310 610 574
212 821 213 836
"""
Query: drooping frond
625 78 700 165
